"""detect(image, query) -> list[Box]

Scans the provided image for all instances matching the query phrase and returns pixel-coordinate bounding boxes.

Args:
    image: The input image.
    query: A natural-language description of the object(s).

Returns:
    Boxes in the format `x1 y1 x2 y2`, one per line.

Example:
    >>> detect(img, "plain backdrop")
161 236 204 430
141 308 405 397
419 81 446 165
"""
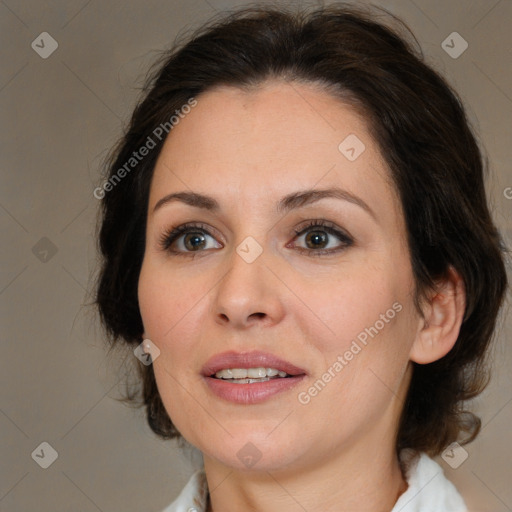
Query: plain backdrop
1 1 511 511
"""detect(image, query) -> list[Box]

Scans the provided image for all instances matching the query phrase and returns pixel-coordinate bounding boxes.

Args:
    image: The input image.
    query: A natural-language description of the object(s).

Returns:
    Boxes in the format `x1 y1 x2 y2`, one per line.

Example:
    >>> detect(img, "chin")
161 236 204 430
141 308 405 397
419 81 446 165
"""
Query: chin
197 428 308 473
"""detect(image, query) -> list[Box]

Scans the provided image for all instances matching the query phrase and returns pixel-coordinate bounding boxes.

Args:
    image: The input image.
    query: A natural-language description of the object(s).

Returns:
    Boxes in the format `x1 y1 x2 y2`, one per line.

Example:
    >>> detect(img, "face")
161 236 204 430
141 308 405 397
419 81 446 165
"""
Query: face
138 80 422 473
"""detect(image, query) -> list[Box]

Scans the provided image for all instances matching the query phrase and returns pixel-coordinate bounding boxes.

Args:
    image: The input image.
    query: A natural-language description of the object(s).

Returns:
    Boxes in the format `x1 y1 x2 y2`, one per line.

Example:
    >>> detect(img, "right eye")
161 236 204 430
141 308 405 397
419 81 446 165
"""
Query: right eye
158 223 223 256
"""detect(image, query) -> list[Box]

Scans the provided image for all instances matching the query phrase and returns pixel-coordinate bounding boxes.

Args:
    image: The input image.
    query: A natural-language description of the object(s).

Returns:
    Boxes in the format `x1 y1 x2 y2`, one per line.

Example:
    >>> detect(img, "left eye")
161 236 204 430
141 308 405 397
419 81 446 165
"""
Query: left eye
290 222 353 255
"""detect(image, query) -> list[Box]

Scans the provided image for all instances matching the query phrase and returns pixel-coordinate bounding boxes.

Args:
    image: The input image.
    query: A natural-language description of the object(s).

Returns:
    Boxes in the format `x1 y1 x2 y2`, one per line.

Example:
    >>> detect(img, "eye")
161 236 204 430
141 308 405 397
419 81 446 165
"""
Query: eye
158 223 222 255
289 220 354 257
158 219 353 258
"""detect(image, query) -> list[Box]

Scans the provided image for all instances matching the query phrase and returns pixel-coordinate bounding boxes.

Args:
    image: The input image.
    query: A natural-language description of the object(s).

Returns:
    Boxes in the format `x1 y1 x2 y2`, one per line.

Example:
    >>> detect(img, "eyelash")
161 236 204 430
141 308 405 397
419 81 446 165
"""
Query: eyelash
158 220 354 258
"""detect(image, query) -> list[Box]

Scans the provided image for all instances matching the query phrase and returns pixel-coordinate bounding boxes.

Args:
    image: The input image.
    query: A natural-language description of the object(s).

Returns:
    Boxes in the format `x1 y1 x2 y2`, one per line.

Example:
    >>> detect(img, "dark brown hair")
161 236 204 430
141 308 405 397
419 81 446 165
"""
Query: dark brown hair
95 3 508 457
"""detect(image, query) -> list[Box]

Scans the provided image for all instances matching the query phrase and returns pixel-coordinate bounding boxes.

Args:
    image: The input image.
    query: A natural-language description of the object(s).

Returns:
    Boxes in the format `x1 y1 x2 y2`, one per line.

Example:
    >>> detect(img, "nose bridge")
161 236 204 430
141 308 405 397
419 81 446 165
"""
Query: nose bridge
212 236 283 327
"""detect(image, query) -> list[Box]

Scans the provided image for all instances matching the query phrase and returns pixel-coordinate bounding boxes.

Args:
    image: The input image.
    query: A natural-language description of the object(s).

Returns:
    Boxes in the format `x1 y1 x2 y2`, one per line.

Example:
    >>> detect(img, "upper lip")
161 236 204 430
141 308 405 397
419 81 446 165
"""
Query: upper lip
202 350 307 377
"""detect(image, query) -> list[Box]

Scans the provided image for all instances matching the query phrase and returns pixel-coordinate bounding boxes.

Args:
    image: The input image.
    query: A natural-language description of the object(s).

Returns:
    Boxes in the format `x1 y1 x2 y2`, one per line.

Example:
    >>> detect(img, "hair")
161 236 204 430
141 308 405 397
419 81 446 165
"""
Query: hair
94 2 508 457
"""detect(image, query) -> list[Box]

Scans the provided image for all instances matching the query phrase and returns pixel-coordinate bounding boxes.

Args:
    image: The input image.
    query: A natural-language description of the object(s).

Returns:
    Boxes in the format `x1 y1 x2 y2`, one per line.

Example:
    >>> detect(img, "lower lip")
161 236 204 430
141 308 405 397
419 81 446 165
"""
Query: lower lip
203 375 306 404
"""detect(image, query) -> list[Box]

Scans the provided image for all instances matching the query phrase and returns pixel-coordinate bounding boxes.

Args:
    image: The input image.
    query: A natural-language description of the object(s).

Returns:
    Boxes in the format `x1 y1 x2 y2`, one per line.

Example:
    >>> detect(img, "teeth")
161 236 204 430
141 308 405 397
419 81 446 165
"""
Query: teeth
214 367 289 379
248 368 267 378
231 377 273 384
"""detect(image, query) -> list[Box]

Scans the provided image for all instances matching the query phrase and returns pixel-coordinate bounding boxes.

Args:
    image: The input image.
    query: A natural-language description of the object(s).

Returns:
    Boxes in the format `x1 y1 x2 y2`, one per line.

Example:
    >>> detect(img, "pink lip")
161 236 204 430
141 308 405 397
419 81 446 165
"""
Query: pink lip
201 350 306 377
201 350 307 405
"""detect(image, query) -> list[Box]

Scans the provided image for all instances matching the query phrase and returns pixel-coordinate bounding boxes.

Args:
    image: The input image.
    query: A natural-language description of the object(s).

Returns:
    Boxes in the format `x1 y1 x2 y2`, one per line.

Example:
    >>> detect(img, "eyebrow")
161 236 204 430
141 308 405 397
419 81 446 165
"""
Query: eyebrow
153 187 375 219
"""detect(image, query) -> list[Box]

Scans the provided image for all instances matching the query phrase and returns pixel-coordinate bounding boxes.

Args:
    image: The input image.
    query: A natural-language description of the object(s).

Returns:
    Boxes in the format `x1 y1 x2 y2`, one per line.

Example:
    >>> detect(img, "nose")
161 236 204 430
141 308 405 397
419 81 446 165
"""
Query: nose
212 244 286 330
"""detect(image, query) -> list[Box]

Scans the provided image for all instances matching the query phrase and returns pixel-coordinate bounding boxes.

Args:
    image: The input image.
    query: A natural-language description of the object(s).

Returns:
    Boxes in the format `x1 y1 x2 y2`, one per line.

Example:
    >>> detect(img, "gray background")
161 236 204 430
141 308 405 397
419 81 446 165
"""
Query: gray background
1 0 511 511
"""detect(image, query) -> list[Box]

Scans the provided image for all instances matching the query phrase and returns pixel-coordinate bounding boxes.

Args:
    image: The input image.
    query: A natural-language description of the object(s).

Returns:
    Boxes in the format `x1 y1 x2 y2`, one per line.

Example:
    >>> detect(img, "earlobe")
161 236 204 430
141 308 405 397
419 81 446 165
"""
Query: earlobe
410 266 466 364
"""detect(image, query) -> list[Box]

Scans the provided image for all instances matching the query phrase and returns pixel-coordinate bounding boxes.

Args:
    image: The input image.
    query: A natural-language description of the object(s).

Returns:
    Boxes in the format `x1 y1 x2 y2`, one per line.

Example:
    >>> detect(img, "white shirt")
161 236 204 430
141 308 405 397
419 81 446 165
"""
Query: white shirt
161 451 467 512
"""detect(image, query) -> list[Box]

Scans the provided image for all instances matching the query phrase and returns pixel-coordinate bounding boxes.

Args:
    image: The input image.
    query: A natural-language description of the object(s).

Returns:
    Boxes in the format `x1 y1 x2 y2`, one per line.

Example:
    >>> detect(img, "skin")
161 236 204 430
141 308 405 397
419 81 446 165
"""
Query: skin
138 80 465 512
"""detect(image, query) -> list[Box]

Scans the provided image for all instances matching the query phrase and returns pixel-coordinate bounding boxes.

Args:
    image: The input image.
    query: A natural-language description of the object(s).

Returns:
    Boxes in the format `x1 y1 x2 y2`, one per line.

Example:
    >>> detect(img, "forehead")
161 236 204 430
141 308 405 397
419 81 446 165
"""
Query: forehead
149 80 400 224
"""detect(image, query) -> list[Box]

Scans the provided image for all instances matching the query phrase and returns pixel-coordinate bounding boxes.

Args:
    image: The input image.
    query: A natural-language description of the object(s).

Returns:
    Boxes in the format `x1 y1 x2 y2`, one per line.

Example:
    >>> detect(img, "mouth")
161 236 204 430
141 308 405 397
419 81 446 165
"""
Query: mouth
201 350 307 404
202 350 306 379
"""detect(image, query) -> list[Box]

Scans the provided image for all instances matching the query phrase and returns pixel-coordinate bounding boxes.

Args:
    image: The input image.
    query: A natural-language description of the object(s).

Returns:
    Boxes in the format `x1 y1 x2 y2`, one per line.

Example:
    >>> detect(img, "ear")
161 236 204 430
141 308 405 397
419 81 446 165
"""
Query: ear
410 266 466 364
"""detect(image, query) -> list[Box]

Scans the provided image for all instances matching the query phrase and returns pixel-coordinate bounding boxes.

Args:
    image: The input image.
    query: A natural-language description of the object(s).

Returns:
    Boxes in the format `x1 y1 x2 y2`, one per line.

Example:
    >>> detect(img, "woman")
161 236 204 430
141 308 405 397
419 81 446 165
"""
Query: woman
95 4 508 511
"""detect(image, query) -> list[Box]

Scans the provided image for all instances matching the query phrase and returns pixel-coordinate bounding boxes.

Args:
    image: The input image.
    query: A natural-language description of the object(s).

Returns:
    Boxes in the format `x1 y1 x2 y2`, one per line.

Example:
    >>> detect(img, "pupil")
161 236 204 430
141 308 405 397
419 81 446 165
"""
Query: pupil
185 232 206 251
306 231 327 249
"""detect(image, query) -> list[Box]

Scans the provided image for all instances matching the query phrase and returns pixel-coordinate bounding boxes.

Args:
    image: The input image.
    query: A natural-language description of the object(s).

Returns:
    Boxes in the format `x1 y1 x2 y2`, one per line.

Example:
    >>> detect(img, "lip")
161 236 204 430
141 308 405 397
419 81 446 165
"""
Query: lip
201 350 307 377
201 350 307 405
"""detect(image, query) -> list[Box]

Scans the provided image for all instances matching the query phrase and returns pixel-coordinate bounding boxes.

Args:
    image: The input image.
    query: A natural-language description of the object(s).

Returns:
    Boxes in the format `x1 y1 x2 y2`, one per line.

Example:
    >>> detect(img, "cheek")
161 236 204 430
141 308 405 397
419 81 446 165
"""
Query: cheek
290 263 406 355
289 255 418 416
295 296 415 437
138 262 212 438
138 260 207 345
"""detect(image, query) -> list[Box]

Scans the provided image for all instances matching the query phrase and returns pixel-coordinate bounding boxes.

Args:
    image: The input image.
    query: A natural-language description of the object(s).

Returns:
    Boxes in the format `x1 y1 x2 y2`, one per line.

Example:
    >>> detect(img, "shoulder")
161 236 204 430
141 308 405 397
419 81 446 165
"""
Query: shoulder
160 469 208 512
392 450 468 512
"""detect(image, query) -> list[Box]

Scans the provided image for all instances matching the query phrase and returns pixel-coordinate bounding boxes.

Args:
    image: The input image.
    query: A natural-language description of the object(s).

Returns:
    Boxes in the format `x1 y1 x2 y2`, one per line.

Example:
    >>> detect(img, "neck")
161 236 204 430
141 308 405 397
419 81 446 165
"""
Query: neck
204 442 408 512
